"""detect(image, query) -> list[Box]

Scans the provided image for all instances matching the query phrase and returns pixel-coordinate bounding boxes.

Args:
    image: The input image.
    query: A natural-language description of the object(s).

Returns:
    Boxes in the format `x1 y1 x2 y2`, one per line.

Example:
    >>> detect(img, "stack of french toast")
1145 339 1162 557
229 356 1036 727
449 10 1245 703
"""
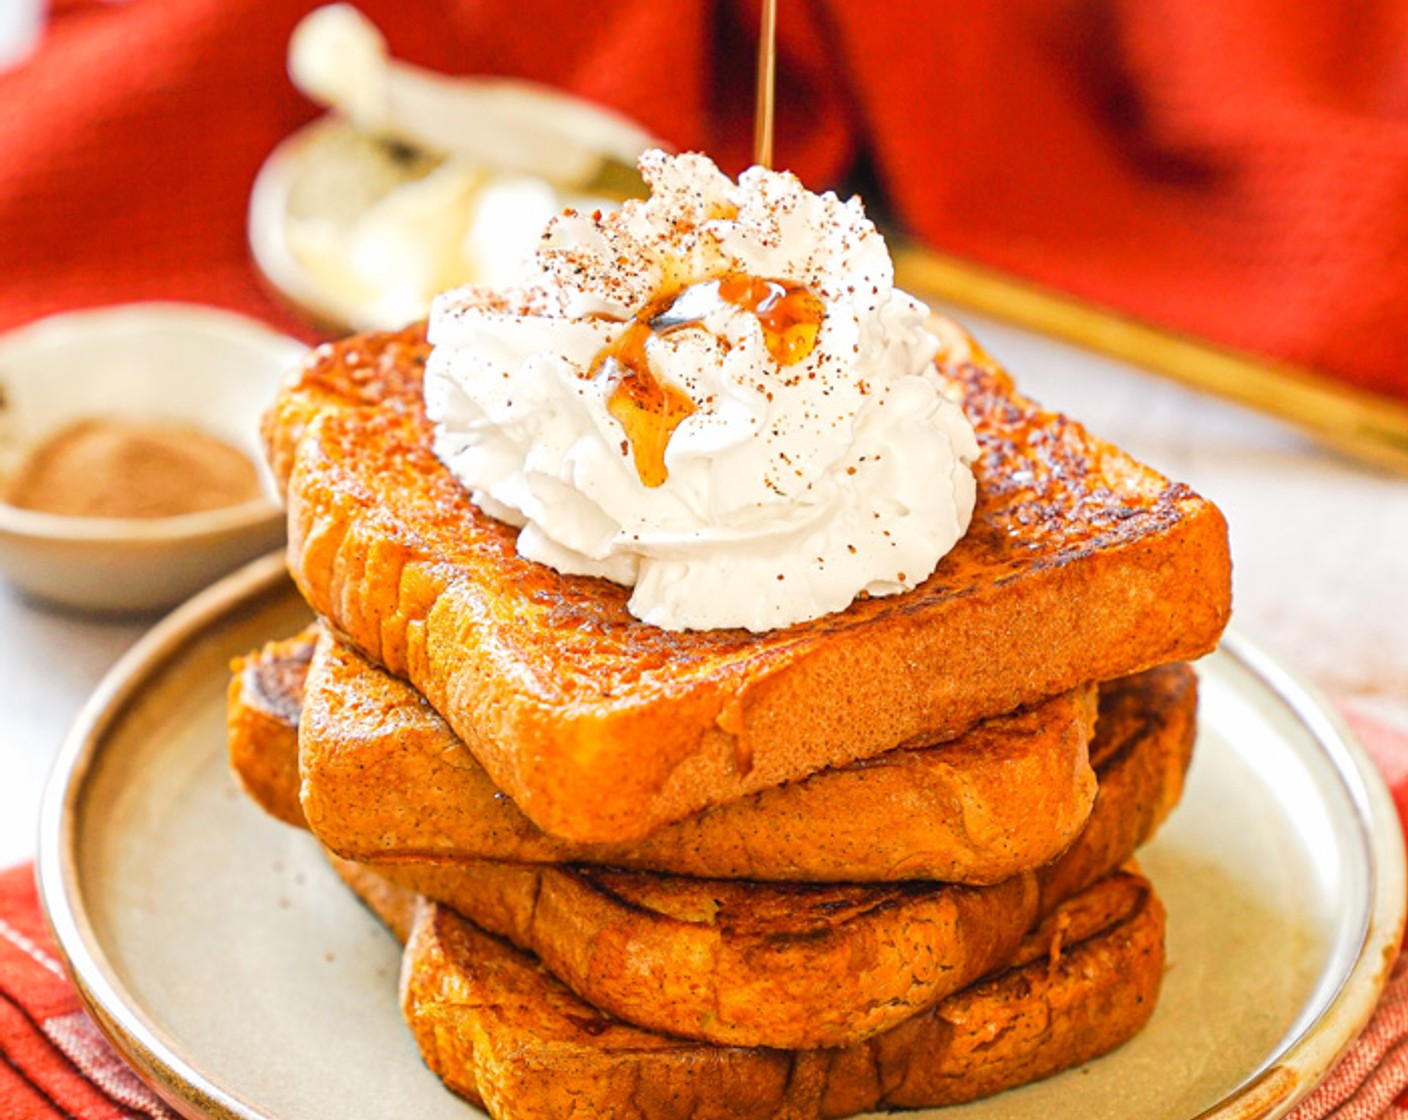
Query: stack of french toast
228 314 1231 1118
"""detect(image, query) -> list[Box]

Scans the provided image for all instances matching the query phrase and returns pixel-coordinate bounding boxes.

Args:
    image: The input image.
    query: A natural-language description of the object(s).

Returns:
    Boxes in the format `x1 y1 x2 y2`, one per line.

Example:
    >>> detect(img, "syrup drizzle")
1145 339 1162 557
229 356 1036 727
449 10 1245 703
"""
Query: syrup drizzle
596 318 697 489
591 276 825 488
717 277 824 365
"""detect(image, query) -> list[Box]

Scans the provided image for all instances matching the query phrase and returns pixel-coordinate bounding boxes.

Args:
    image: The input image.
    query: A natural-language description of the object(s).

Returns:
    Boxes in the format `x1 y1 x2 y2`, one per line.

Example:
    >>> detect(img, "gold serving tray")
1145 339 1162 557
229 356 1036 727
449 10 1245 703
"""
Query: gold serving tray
894 246 1408 476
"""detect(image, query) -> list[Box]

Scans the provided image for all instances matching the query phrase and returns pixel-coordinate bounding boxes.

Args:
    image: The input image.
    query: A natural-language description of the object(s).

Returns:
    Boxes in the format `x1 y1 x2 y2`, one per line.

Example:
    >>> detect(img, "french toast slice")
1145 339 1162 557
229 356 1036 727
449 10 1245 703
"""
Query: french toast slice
228 655 1193 1047
263 319 1229 843
330 856 1165 1118
327 859 1036 1050
1039 663 1196 911
313 662 1187 1050
226 629 315 829
244 625 1099 884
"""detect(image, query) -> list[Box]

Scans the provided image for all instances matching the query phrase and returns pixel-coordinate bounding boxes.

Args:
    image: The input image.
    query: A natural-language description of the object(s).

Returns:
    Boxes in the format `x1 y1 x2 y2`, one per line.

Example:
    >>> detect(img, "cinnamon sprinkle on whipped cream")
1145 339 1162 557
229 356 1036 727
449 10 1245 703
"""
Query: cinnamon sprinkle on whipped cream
424 150 978 632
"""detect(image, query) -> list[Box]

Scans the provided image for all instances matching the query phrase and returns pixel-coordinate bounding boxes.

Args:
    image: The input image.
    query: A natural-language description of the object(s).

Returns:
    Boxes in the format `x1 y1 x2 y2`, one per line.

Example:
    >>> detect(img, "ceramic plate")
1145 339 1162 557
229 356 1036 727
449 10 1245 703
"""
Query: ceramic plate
37 552 1406 1120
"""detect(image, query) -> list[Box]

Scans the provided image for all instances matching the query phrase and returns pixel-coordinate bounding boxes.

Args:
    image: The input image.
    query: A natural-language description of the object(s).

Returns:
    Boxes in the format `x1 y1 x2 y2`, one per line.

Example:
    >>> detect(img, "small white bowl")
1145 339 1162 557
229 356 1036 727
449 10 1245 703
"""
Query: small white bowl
249 116 653 334
0 304 306 613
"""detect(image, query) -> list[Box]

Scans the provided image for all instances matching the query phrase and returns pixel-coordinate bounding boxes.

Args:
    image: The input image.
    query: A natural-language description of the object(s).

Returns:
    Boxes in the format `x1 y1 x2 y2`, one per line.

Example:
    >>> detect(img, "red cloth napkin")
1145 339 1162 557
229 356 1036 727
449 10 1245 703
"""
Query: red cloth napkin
0 865 174 1119
3 0 1408 401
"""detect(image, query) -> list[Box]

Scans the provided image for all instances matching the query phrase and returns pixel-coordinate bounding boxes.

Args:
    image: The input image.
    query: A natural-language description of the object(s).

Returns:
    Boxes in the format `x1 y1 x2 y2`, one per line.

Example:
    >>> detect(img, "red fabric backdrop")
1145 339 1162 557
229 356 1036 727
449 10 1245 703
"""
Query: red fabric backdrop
3 0 1408 400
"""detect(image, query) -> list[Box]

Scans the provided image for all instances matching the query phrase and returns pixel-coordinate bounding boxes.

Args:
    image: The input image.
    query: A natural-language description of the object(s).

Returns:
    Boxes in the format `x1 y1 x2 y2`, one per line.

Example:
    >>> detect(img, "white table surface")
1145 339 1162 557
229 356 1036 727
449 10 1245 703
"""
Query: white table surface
3 305 1406 873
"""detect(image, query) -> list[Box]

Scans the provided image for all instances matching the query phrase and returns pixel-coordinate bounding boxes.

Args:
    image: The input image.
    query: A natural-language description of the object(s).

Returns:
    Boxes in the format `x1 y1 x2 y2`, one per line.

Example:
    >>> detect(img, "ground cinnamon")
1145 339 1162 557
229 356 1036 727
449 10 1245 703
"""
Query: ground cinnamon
4 418 263 519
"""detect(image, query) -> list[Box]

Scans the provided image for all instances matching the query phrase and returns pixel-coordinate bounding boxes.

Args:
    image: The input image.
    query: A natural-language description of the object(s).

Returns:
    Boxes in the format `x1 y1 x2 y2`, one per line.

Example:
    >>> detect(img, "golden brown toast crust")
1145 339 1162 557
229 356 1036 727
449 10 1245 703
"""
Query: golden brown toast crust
343 859 1037 1050
229 650 1193 1047
337 663 1185 1050
291 625 1097 884
265 322 1229 842
225 629 315 829
1040 664 1196 910
333 860 1164 1119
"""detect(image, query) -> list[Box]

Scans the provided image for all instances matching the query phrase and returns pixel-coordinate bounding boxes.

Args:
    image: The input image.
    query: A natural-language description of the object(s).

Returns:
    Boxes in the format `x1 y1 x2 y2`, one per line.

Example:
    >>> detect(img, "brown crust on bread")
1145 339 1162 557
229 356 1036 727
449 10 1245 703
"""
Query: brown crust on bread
264 321 1230 843
347 859 1037 1049
238 663 1191 1048
845 866 1166 1112
225 629 315 828
1040 663 1197 910
349 861 1164 1118
292 625 1097 884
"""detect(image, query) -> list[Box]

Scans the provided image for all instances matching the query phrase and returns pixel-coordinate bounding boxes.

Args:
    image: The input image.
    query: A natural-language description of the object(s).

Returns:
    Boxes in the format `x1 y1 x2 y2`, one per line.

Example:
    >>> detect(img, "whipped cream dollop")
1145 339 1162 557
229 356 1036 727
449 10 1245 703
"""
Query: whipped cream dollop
424 151 978 632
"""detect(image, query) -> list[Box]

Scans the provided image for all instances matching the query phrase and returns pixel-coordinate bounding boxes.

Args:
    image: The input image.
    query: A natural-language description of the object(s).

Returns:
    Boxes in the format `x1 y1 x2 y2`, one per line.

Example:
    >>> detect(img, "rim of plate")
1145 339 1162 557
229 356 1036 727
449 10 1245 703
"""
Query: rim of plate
37 552 293 1119
1190 633 1406 1120
33 551 1408 1120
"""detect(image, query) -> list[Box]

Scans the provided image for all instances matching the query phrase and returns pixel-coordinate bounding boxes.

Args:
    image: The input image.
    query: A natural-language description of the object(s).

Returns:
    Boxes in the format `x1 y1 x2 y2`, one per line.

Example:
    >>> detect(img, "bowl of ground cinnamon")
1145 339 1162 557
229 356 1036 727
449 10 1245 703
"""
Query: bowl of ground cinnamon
0 304 306 612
